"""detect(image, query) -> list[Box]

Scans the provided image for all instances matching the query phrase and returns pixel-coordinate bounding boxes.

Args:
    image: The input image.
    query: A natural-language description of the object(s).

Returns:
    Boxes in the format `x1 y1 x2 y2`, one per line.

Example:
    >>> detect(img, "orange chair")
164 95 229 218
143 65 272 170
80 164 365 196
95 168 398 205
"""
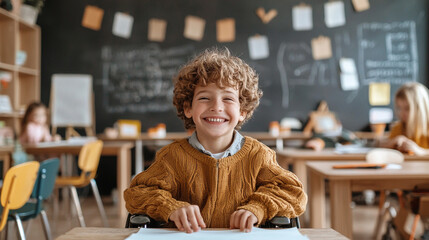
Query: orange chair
0 161 40 240
55 140 109 227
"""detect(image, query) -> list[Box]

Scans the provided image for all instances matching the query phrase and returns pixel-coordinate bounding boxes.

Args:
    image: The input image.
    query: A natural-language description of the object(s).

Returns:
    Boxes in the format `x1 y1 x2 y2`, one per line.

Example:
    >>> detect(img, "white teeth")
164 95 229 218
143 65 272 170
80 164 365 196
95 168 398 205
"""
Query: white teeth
206 118 224 122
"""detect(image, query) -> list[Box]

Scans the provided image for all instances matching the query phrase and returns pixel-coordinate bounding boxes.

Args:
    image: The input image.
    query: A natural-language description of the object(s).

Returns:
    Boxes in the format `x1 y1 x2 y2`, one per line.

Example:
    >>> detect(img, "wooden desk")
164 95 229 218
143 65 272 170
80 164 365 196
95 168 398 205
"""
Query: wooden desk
0 145 13 177
307 161 429 239
99 132 189 175
100 131 312 175
56 227 349 240
277 148 429 191
25 141 134 224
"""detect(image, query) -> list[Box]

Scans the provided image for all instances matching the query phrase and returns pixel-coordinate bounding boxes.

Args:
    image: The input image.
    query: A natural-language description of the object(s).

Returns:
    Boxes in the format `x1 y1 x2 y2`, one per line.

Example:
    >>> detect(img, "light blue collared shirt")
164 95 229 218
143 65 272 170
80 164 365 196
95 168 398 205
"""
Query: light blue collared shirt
188 130 245 159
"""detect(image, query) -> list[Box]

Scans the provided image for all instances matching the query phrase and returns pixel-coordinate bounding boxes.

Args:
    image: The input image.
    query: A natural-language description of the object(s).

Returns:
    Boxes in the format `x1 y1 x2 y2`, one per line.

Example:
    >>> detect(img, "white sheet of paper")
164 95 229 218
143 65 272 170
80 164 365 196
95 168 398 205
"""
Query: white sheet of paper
369 108 393 124
126 228 309 240
324 1 346 28
112 12 134 38
248 35 269 60
339 58 357 74
292 5 313 31
340 73 359 91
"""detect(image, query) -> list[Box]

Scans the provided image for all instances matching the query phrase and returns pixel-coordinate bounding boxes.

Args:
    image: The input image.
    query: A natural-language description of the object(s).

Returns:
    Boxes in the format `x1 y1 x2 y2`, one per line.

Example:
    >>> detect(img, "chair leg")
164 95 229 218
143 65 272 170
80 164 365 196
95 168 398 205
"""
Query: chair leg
373 200 390 239
69 186 86 227
24 218 32 234
13 215 26 240
90 179 109 227
409 214 421 240
40 210 53 240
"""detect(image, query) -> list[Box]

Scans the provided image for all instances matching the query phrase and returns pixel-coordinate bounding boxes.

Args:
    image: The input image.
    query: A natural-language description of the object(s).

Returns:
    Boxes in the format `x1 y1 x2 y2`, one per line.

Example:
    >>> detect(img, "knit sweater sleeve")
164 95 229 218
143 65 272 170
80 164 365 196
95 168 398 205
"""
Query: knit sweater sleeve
237 146 307 225
123 147 190 223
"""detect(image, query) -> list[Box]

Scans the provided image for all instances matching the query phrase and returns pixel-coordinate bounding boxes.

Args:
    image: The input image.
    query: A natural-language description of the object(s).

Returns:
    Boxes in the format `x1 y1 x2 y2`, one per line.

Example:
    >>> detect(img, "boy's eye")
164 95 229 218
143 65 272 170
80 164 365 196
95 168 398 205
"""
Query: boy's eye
198 97 209 100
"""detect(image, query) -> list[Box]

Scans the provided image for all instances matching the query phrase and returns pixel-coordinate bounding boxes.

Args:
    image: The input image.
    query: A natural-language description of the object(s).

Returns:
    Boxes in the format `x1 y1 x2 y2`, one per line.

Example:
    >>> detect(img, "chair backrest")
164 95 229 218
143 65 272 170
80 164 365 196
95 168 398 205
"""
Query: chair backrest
31 158 60 213
78 140 103 181
366 148 404 164
0 161 40 230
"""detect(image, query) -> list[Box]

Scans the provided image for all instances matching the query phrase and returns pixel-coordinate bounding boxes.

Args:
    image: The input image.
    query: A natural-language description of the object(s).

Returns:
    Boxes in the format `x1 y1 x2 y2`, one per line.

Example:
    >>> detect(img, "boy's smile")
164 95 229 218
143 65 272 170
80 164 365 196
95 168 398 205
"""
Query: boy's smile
185 83 246 153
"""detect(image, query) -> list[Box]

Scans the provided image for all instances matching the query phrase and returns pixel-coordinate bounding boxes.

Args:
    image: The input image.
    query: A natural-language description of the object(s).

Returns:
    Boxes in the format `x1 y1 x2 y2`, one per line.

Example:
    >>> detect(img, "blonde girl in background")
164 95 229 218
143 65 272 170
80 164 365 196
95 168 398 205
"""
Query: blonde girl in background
379 82 429 155
20 102 60 144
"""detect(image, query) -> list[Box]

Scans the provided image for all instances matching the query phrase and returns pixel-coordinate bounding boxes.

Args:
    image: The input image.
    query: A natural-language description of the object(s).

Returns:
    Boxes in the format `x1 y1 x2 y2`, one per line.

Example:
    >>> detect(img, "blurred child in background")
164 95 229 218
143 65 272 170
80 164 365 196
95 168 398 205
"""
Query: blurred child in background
20 102 60 144
379 82 429 155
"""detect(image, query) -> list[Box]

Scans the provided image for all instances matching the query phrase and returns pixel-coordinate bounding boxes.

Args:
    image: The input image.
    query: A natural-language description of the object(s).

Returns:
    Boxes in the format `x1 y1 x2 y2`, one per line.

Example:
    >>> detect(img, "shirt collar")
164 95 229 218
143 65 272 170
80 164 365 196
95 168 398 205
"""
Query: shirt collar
188 130 244 159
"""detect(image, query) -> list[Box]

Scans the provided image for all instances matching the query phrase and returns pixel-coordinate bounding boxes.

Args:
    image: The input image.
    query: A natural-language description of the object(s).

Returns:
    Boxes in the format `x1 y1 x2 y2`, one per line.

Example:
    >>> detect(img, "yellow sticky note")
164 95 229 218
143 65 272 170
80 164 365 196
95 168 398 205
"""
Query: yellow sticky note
82 5 104 31
216 18 235 42
369 82 390 106
352 0 370 12
311 36 332 60
184 16 206 41
148 18 167 42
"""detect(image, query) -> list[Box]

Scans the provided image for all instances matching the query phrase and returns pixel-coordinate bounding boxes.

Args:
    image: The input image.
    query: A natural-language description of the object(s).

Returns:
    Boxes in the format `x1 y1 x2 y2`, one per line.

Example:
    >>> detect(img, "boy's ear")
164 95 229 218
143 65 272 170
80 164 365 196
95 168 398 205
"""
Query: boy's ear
239 111 247 122
184 107 192 118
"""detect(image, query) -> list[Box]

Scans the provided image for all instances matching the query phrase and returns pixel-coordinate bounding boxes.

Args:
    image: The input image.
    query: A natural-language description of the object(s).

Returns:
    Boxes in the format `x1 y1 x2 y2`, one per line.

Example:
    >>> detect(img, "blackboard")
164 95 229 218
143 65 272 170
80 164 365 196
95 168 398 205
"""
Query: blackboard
38 0 428 132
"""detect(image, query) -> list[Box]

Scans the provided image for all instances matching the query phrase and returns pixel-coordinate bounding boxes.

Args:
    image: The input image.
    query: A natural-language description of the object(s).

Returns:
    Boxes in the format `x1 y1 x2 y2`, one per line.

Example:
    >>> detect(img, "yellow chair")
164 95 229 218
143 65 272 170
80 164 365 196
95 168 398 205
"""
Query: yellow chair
55 140 109 227
0 161 40 239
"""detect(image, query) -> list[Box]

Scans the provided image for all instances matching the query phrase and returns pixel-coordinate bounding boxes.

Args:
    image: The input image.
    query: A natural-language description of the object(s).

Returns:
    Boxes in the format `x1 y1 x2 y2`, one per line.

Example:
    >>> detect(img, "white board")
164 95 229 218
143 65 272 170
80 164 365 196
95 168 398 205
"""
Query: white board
51 74 93 127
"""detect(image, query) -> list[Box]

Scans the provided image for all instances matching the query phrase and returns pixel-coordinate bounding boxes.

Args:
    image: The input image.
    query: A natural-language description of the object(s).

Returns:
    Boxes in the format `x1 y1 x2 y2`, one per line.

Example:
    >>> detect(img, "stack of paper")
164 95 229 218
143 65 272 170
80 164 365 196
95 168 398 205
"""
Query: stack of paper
126 227 309 240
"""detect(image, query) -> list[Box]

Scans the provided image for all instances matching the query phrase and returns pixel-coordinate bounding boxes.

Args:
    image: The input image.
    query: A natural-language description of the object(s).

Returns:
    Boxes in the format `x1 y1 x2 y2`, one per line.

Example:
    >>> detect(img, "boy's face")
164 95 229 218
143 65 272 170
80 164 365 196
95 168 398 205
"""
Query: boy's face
184 83 246 143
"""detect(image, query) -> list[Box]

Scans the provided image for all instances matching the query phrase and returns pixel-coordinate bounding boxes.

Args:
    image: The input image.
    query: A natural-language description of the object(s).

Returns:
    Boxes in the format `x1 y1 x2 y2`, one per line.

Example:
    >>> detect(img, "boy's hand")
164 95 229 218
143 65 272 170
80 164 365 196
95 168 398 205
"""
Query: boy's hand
229 209 258 232
169 205 206 233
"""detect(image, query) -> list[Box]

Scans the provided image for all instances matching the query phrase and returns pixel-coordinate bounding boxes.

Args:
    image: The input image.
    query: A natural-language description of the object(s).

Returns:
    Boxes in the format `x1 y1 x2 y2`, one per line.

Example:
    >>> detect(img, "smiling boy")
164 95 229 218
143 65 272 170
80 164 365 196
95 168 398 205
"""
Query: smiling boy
124 48 307 233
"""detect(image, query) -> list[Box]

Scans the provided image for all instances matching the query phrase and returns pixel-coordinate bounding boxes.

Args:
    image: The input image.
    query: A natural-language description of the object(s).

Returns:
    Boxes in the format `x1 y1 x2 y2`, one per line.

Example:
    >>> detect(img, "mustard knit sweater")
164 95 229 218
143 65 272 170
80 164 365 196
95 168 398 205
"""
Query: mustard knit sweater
124 136 307 228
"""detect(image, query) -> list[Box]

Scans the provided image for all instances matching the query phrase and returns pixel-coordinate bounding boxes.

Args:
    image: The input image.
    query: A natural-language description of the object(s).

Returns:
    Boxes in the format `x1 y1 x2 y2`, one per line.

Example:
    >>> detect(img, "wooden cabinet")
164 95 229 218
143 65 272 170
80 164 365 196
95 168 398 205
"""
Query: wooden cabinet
0 8 40 134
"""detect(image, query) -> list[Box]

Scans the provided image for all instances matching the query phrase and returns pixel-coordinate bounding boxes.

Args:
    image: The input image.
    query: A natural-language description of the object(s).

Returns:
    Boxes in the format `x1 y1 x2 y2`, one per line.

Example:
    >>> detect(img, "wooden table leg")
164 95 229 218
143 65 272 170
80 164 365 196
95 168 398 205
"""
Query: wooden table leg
2 153 10 177
117 146 131 226
330 180 352 239
294 161 308 191
309 170 325 228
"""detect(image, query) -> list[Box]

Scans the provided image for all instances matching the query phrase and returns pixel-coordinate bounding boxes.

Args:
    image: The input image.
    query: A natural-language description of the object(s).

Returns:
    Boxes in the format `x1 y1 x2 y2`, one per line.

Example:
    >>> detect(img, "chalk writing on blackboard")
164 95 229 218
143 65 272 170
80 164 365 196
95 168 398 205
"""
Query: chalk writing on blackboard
358 21 418 85
101 44 195 113
277 42 336 108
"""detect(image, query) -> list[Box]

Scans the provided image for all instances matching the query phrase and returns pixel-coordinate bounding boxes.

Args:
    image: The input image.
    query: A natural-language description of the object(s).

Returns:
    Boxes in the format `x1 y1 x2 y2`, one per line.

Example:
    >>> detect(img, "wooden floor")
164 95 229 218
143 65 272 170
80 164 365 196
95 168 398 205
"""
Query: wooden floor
1 193 385 240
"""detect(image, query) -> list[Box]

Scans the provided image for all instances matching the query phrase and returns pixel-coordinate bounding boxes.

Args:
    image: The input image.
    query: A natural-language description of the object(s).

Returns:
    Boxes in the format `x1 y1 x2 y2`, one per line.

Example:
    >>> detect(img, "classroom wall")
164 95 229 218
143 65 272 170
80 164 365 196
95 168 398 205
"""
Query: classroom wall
37 0 428 132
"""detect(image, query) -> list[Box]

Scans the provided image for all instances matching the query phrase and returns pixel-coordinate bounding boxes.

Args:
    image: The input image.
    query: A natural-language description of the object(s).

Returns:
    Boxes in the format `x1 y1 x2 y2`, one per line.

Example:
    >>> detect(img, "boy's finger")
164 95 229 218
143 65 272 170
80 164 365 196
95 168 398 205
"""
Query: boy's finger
187 211 200 232
235 211 243 229
240 212 249 232
180 213 192 233
245 216 255 232
174 219 184 232
194 208 206 228
229 211 237 228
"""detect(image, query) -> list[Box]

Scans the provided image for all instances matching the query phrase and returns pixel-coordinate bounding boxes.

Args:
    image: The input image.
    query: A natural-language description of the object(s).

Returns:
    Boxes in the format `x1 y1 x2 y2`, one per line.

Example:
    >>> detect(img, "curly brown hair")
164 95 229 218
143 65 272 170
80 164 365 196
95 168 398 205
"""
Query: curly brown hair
173 48 263 130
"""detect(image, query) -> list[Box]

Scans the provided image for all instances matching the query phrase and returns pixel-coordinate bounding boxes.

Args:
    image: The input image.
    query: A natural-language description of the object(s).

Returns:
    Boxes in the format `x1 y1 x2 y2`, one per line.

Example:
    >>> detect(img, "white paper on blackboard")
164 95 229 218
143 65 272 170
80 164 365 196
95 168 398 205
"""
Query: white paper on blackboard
292 5 313 31
112 12 134 38
248 35 269 60
324 1 346 28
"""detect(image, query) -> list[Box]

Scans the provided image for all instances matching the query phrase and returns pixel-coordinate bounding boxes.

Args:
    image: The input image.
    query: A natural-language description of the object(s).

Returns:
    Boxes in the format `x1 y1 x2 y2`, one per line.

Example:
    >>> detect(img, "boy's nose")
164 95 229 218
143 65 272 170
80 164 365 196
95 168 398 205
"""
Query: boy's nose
210 99 224 112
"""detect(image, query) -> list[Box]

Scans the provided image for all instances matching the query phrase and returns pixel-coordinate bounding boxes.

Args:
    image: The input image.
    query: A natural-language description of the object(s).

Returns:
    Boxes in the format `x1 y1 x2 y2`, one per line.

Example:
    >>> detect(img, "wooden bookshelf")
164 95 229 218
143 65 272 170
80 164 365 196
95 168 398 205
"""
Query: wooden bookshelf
0 8 40 134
